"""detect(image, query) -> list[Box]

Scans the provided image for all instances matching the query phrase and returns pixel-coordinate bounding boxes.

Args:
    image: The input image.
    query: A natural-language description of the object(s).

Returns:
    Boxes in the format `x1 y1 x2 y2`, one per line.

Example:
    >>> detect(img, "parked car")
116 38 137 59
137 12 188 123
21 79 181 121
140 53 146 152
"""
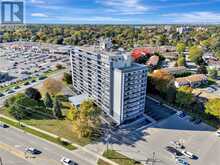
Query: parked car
216 130 220 137
25 147 41 155
7 90 15 94
14 86 20 89
60 157 78 165
0 123 9 128
175 158 189 165
31 79 36 83
24 82 30 86
165 146 183 157
0 93 4 97
170 141 185 149
194 119 202 125
206 87 215 93
176 111 186 118
181 150 195 159
38 76 47 80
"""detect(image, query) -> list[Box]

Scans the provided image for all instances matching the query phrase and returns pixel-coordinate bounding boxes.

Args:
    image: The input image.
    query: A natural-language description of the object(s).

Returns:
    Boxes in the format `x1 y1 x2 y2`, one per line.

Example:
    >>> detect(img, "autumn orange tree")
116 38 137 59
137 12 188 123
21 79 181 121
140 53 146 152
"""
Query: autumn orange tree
148 70 176 102
42 78 63 96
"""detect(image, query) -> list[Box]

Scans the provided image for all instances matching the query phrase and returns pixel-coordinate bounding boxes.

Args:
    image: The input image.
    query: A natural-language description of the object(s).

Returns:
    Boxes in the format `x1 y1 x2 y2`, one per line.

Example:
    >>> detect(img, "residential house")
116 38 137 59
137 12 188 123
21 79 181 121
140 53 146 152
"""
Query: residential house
175 74 208 88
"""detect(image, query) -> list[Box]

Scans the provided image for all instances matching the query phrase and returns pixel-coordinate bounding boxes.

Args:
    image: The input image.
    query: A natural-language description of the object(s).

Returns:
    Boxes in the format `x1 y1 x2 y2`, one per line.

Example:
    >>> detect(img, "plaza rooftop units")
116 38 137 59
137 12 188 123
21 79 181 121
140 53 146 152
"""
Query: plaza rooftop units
70 45 148 124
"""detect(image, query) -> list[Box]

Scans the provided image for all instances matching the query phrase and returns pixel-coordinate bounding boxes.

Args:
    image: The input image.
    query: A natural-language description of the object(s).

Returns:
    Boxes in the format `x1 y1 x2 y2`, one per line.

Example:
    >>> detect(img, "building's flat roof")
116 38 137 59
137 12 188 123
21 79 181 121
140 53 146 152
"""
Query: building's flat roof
75 45 129 57
68 94 88 106
117 63 147 72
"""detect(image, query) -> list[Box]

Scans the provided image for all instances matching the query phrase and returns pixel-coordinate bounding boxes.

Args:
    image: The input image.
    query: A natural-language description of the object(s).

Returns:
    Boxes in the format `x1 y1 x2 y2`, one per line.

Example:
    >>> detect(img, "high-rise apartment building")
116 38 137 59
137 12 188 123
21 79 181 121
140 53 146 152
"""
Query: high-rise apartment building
70 44 147 124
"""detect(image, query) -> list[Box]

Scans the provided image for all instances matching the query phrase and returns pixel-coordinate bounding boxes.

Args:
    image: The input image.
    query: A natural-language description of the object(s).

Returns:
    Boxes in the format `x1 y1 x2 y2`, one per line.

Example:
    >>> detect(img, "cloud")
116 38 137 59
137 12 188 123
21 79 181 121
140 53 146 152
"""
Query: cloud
31 0 46 5
163 12 220 23
96 0 151 15
55 16 132 23
31 13 48 17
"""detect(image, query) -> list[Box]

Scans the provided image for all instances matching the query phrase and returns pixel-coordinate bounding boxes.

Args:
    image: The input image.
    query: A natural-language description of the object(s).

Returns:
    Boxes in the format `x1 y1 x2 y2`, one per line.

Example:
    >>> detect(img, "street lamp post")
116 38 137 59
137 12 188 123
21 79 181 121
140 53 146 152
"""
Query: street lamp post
0 157 3 165
105 132 111 151
152 152 156 165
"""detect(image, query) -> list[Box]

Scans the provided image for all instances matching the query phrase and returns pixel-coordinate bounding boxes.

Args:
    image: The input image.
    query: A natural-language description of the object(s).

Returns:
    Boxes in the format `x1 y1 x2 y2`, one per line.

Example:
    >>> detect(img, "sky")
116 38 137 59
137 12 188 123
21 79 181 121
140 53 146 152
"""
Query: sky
24 0 220 24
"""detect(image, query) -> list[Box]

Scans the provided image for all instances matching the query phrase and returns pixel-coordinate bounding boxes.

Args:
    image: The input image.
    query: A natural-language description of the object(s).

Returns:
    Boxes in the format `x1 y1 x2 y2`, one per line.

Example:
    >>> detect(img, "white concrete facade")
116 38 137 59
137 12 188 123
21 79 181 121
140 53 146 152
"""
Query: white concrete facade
70 47 147 124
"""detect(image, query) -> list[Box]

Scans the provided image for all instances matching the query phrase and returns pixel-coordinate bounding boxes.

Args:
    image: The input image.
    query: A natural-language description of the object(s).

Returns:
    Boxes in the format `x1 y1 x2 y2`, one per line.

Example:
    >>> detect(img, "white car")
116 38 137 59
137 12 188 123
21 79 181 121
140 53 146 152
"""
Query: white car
60 157 77 165
182 150 195 159
216 130 220 137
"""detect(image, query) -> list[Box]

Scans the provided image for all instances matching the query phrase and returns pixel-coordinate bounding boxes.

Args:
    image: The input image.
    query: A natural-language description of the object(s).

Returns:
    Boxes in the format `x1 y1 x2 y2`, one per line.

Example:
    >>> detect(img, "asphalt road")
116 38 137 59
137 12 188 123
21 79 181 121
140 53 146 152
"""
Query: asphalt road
0 126 97 165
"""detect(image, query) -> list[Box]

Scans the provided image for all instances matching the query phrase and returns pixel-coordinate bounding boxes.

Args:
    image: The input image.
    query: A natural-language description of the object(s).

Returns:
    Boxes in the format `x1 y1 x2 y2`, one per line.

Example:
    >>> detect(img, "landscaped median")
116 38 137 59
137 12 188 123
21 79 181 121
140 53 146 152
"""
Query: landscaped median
0 114 77 151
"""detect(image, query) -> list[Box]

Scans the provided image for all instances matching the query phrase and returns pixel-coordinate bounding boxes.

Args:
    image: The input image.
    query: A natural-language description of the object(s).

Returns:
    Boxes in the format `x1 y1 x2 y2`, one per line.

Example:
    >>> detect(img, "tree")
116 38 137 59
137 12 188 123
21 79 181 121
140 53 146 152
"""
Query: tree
176 42 186 54
208 67 218 79
42 78 63 96
6 94 29 119
72 100 101 138
44 92 53 108
200 39 211 49
149 70 175 98
205 99 220 119
8 104 28 120
177 56 186 66
63 72 72 84
66 106 79 121
4 93 24 107
197 65 207 74
175 86 195 108
53 97 62 118
56 64 63 70
215 51 220 60
25 87 41 101
189 46 203 64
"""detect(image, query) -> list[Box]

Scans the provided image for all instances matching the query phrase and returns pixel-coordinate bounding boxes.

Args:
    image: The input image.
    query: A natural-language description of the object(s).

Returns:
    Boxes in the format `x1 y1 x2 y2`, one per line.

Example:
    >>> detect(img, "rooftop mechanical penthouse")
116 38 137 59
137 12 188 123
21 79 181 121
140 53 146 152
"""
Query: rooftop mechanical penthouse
70 39 148 124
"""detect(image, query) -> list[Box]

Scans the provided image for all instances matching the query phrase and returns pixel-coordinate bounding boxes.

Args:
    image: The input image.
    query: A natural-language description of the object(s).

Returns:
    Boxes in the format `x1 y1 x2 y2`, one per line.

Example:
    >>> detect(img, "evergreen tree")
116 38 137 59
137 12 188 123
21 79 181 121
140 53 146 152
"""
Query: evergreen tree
44 92 53 108
197 65 207 74
25 87 41 101
53 98 62 119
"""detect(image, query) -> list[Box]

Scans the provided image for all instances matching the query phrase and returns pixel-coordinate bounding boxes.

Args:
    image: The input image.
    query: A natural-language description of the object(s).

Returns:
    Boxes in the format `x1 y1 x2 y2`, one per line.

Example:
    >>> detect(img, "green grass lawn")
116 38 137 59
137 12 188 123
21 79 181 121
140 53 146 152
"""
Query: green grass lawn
0 107 92 146
98 150 142 165
22 119 92 146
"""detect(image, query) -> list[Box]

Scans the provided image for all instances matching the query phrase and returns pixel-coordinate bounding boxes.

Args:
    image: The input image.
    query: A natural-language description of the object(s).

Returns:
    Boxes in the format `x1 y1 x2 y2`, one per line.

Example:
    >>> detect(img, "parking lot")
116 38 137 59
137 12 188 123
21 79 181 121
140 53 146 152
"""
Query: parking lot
109 102 219 165
0 42 71 96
